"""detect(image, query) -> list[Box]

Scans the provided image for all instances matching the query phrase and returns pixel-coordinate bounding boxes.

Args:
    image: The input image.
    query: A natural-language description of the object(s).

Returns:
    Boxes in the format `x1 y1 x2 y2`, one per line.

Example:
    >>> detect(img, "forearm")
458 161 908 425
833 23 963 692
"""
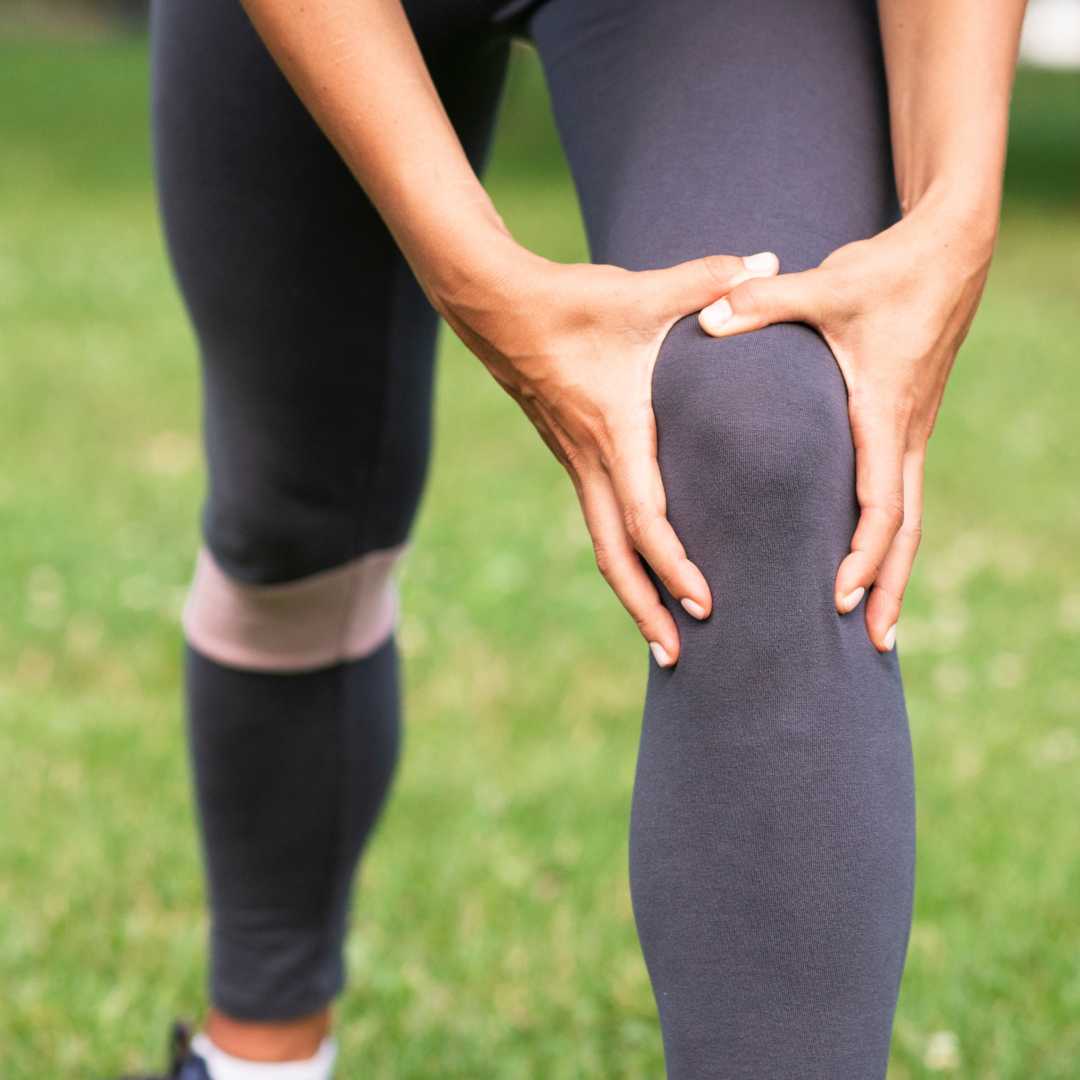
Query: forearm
877 0 1027 249
238 0 520 302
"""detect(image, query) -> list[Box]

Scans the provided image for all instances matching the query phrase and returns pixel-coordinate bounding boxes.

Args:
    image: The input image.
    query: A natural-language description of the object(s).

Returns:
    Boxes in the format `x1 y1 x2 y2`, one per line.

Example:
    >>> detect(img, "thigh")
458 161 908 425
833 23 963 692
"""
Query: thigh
150 0 511 584
531 0 897 269
530 3 915 1076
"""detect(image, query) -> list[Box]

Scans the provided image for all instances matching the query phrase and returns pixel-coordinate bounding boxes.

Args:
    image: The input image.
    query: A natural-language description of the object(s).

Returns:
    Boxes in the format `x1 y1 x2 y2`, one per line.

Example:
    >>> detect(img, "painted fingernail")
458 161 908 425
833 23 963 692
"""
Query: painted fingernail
700 299 732 332
839 586 865 613
649 641 674 668
743 251 778 274
681 597 707 620
883 624 897 651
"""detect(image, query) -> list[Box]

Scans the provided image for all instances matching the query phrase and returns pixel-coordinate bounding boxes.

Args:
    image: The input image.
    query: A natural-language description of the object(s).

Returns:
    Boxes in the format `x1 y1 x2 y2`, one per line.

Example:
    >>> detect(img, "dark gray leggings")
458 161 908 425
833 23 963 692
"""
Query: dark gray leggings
151 0 915 1075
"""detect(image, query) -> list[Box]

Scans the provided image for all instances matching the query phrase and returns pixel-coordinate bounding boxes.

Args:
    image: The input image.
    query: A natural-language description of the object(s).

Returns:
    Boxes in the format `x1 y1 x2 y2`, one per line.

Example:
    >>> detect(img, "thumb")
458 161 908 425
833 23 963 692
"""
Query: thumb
643 251 780 317
699 268 822 337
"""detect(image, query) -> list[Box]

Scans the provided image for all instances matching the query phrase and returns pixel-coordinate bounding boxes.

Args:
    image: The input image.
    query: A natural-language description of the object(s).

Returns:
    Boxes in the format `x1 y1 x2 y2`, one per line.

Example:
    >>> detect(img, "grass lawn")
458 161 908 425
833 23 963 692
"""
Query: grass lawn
0 33 1078 1079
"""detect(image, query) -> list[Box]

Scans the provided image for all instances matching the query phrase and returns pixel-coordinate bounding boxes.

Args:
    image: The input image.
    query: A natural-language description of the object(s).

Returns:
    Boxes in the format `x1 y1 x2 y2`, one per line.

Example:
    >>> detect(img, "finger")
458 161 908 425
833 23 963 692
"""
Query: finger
578 476 682 667
605 423 713 621
699 269 824 337
835 401 906 619
643 251 780 318
518 397 687 663
864 449 925 652
521 399 691 662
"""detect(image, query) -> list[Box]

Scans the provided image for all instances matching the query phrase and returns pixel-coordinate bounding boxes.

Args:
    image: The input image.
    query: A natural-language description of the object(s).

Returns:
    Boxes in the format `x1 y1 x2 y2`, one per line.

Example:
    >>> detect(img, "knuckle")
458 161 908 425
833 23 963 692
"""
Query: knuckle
621 499 653 541
560 438 582 468
818 266 858 313
863 497 904 533
592 543 613 580
702 253 739 289
592 419 621 472
901 520 923 549
858 508 903 551
732 276 766 310
883 502 905 532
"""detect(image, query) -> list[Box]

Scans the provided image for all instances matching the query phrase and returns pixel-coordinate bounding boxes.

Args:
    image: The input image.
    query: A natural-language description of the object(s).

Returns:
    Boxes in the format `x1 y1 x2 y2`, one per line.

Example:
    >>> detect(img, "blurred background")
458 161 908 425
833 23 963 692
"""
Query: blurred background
1 2 1077 1077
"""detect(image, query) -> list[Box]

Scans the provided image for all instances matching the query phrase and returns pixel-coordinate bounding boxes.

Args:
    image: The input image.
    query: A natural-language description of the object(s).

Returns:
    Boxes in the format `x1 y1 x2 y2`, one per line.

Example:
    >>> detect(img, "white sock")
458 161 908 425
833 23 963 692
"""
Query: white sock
190 1033 337 1080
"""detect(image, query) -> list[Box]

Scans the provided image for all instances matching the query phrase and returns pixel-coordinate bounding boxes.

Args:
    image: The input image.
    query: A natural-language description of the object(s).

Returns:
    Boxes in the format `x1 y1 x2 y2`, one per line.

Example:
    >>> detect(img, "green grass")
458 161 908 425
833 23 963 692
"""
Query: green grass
1 35 1078 1079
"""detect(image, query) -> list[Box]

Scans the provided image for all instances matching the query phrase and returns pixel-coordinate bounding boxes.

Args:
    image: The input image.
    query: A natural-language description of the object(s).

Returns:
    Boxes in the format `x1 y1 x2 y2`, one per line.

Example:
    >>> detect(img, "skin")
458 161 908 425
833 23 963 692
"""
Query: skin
205 1010 333 1063
199 0 1027 1061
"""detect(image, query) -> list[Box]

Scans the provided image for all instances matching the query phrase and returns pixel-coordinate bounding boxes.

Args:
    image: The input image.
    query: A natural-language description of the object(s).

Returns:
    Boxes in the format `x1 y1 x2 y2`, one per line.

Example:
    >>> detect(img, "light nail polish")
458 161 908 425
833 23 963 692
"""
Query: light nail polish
649 641 674 668
840 586 865 612
883 624 897 651
701 299 732 332
743 251 778 273
681 597 707 620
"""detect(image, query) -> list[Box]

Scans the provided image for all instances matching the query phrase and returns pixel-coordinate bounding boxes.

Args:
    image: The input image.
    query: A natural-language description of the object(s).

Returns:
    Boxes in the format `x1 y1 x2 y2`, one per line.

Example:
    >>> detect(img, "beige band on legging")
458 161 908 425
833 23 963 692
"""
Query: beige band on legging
182 544 405 673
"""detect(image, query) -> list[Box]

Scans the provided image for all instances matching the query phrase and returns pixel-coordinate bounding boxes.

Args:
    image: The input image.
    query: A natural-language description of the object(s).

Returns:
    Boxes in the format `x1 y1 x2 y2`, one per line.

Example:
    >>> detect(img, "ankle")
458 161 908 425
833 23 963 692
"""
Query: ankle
205 1007 332 1062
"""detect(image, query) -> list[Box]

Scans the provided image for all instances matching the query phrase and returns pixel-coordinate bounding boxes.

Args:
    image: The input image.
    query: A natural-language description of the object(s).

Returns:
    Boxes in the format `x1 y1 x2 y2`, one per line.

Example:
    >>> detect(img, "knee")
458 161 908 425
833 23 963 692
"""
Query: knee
204 489 352 586
651 316 856 581
188 425 413 671
182 529 406 674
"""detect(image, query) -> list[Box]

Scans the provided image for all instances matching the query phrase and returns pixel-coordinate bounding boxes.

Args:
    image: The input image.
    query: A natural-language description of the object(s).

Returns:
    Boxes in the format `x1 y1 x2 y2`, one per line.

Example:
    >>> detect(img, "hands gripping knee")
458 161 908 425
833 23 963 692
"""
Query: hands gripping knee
431 244 780 668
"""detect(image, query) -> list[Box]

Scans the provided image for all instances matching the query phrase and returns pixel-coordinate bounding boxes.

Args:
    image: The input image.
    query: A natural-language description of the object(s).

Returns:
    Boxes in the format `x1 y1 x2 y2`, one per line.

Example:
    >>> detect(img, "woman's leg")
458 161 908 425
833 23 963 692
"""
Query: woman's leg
530 1 915 1075
150 0 511 1046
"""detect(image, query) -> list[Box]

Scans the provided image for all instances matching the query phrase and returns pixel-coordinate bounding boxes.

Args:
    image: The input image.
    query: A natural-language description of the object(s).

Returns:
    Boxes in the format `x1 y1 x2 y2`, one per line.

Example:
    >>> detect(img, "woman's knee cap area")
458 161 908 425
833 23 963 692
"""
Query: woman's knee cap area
652 317 856 535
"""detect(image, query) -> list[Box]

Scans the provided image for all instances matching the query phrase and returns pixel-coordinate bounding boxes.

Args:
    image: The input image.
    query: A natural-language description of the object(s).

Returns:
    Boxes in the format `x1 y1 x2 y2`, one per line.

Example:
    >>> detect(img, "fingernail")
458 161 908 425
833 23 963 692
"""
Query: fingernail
743 251 777 274
700 298 732 332
681 597 707 620
649 641 674 668
839 586 865 613
882 624 897 651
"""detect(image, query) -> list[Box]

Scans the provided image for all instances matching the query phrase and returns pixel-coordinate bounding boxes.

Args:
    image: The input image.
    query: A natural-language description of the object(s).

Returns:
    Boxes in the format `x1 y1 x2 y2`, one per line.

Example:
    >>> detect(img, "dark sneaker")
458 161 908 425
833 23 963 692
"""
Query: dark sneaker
119 1020 212 1080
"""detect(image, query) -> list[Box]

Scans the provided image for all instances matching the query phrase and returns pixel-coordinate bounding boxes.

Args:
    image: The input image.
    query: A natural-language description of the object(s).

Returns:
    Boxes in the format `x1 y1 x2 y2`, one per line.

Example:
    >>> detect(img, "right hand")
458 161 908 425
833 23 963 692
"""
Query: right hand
430 244 780 667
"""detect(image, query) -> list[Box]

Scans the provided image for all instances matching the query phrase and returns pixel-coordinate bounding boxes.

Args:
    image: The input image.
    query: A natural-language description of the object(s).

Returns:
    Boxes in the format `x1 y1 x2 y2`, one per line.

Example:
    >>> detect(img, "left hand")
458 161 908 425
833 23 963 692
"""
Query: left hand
698 204 995 652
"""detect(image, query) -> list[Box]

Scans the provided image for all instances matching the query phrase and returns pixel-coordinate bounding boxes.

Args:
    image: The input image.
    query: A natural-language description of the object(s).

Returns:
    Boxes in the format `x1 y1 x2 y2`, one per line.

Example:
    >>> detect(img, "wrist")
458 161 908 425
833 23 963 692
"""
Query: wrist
417 218 551 324
901 179 1001 270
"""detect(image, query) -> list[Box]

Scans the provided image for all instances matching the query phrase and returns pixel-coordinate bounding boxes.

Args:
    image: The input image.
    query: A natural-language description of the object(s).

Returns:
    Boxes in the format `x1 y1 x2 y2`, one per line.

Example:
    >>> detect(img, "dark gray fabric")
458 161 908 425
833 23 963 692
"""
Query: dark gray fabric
151 0 510 585
528 4 915 1076
152 0 915 1074
185 638 401 1020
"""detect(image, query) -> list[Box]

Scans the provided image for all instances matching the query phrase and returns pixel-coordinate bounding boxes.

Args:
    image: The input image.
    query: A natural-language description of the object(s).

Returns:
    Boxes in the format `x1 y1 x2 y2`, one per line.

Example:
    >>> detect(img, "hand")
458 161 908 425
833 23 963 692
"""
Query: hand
699 204 995 652
432 244 780 667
